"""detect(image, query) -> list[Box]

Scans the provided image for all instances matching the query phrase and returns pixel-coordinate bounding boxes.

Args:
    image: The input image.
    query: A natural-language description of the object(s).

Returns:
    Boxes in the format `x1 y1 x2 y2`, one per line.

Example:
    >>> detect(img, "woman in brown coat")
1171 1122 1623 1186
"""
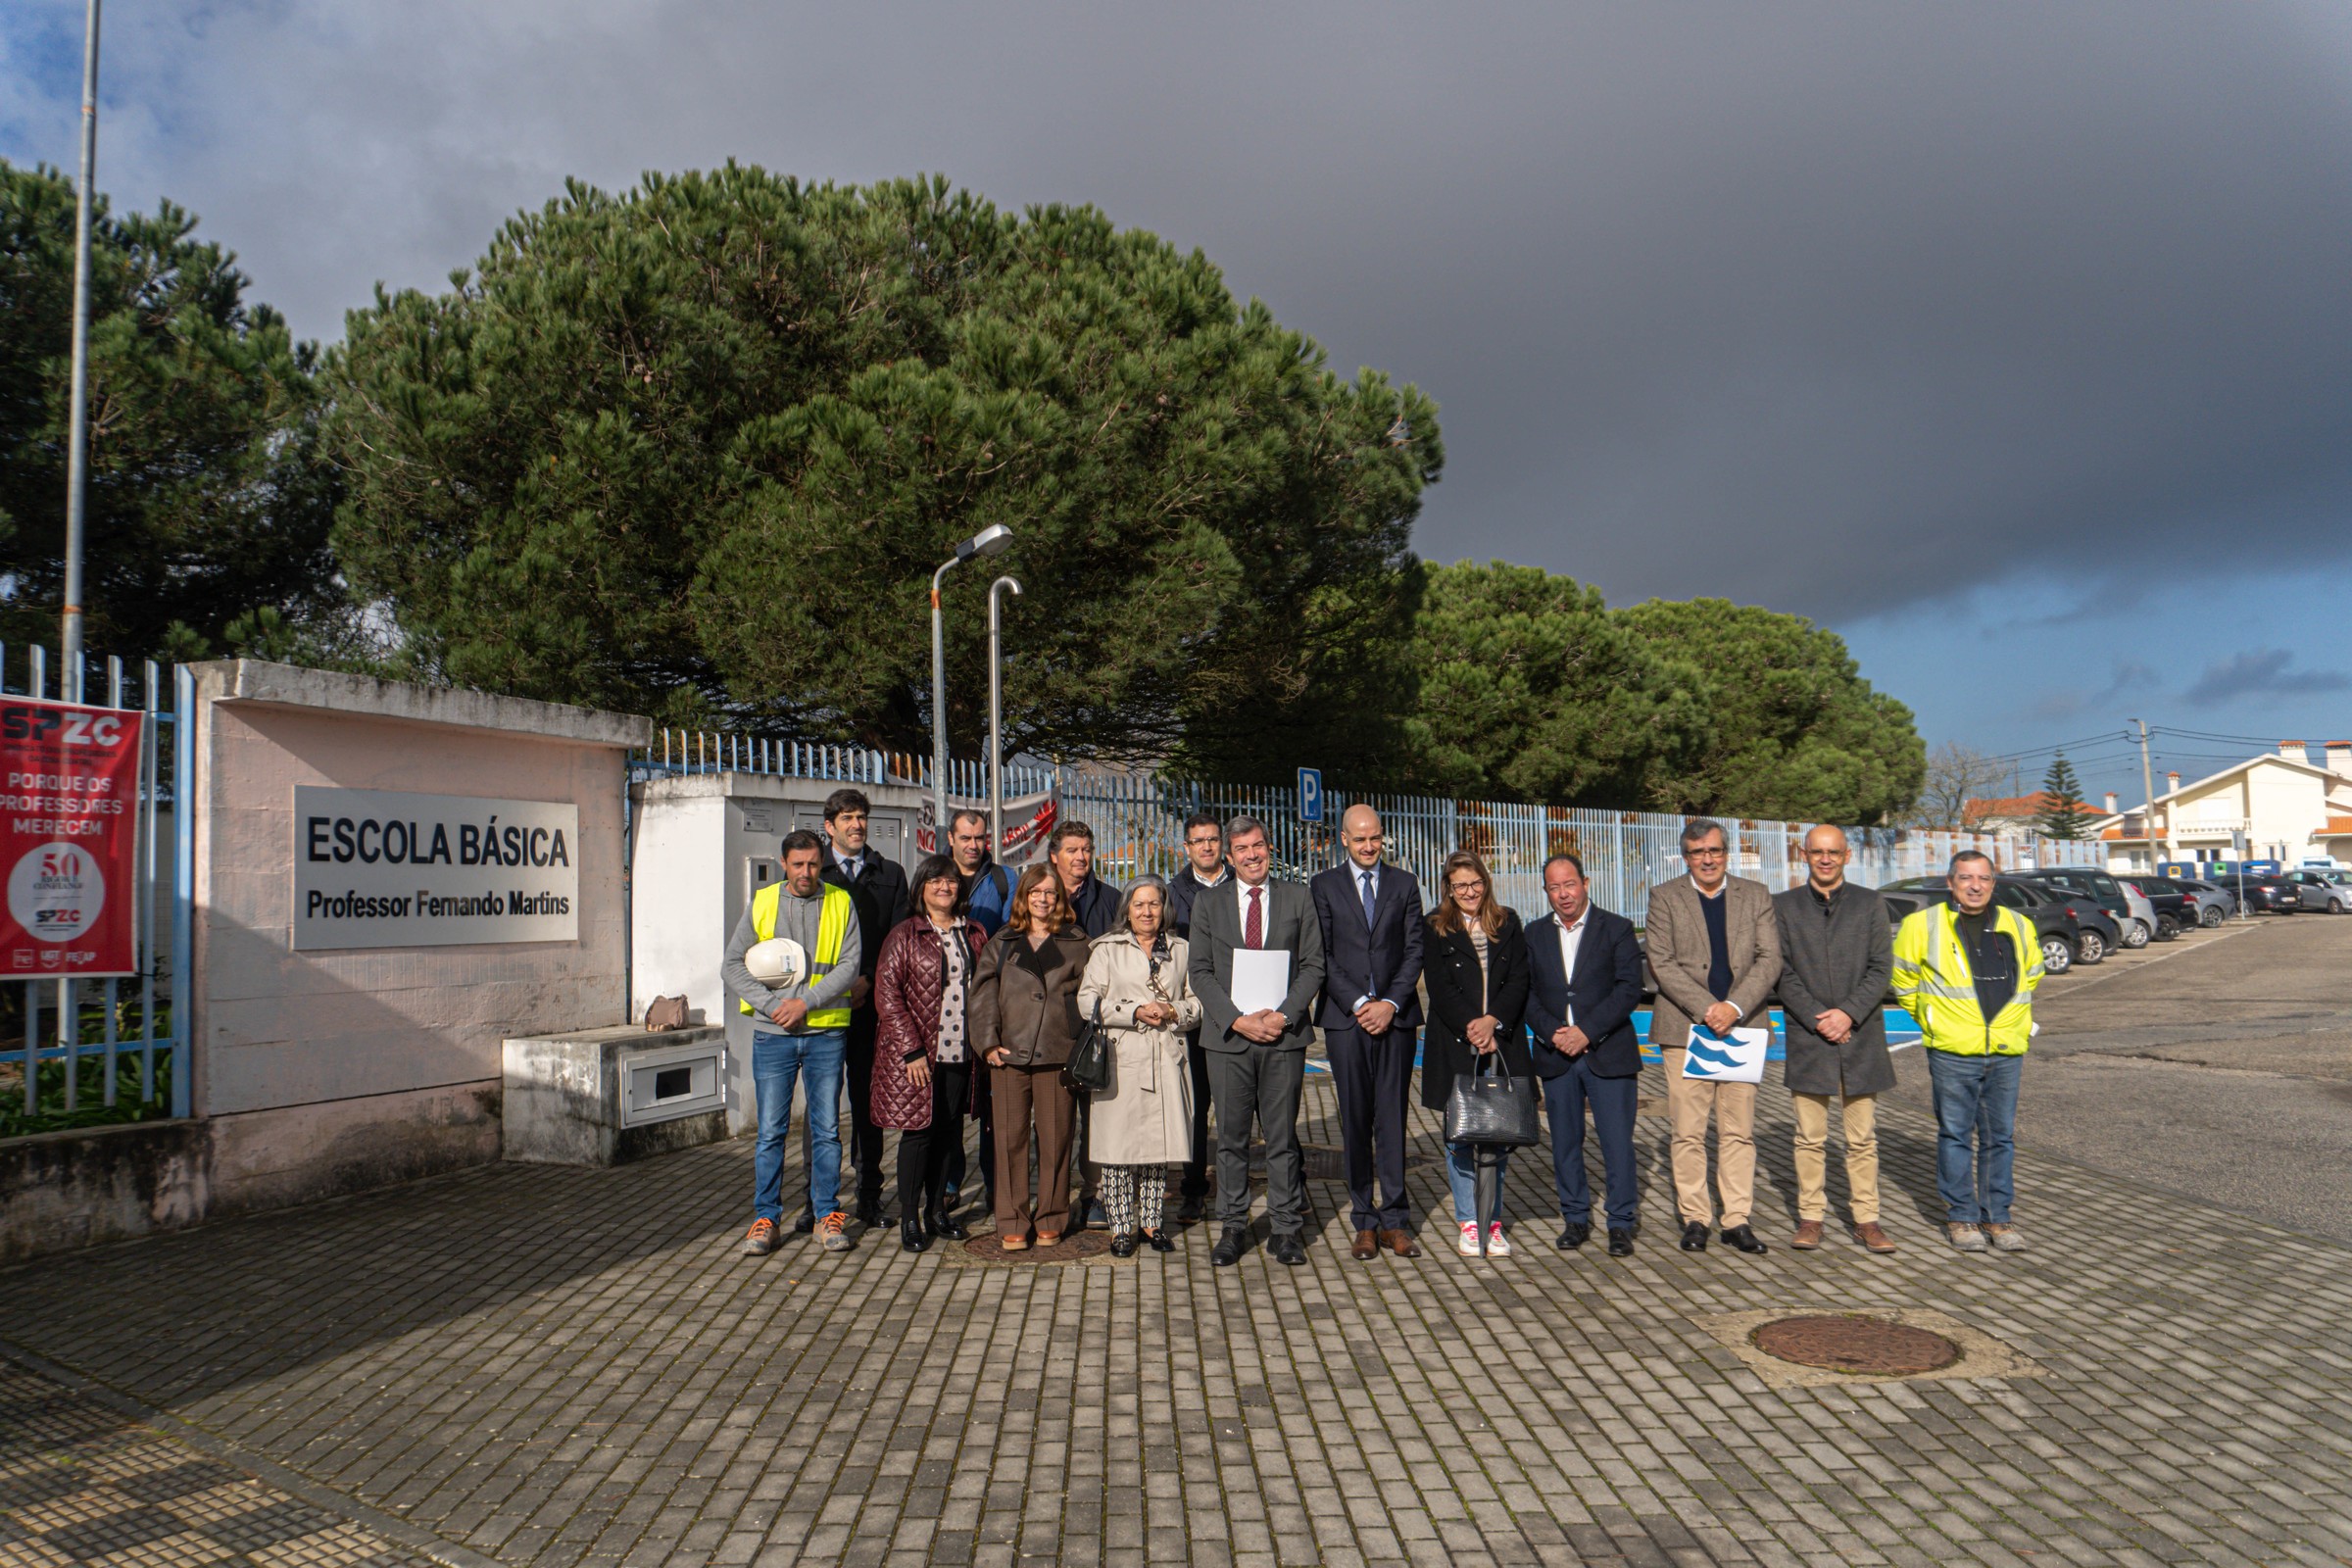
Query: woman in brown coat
969 862 1090 1250
874 853 986 1253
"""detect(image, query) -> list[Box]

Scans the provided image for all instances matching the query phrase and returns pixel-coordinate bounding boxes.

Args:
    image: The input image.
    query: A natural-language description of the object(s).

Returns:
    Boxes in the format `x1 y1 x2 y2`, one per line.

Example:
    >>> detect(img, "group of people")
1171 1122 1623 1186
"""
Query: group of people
722 792 2043 1263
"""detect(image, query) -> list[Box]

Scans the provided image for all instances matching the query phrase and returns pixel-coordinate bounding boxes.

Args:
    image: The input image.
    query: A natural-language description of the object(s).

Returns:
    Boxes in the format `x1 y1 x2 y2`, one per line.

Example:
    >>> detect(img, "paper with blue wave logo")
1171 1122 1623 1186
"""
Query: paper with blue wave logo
1679 1024 1769 1083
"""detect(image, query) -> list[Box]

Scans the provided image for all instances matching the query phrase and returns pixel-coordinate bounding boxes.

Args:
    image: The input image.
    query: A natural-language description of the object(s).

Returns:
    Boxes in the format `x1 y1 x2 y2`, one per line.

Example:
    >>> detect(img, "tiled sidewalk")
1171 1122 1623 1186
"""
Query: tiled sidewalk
2 1067 2349 1568
0 1360 435 1568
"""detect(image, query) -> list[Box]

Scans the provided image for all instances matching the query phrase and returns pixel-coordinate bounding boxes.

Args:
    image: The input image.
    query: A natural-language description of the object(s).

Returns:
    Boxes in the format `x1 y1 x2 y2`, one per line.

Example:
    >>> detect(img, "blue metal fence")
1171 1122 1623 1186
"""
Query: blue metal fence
631 730 2098 924
5 645 183 1121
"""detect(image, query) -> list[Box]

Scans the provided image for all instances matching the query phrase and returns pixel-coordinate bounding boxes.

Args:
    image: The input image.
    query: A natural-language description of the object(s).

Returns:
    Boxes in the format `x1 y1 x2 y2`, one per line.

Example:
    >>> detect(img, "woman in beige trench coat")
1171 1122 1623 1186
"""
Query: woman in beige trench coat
1076 875 1203 1257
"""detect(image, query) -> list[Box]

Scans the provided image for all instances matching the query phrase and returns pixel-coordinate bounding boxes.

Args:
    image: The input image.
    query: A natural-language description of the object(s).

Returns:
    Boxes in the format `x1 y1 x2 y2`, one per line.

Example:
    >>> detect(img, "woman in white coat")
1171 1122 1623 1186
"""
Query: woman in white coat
1076 875 1203 1257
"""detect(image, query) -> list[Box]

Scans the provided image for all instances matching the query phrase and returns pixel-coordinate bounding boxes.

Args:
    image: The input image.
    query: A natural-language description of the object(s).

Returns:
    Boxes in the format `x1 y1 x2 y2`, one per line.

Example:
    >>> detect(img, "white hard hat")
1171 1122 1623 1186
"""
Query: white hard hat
744 937 808 986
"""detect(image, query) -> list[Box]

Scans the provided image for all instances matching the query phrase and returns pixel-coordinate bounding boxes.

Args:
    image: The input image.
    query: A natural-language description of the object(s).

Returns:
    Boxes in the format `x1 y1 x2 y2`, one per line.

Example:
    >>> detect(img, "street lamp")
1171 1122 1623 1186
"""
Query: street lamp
988 576 1022 860
60 0 103 700
931 524 1013 842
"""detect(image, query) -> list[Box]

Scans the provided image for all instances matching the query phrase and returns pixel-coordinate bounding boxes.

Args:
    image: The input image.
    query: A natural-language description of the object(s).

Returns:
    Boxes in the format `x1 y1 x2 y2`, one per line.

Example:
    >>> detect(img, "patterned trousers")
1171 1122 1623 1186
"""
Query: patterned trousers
1099 1163 1168 1234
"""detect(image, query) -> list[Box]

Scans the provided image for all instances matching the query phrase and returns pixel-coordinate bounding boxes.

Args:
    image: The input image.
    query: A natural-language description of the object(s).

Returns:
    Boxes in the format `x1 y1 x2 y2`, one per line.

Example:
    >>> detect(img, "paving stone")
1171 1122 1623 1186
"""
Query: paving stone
5 1068 2352 1565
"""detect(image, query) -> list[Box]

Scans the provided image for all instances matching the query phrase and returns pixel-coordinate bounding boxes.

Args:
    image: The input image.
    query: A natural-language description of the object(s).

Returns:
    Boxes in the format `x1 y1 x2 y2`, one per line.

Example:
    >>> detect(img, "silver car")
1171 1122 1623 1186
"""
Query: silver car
2283 869 2352 913
2019 868 2161 949
2170 878 2237 927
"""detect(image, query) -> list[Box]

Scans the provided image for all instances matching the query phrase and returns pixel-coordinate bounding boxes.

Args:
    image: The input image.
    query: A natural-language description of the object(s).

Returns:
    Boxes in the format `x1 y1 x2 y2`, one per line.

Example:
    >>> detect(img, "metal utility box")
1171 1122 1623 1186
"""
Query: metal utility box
504 1024 731 1165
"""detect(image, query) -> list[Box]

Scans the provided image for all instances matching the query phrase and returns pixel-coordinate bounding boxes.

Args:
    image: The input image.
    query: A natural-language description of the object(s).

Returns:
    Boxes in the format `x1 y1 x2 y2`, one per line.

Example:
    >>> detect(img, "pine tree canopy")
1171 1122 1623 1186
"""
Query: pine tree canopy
1391 565 1923 820
325 168 1442 763
0 160 340 662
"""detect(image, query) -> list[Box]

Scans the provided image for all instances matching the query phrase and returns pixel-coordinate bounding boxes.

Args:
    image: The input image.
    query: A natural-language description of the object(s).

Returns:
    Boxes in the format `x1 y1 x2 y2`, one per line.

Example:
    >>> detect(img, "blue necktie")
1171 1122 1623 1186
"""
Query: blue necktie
1359 868 1377 926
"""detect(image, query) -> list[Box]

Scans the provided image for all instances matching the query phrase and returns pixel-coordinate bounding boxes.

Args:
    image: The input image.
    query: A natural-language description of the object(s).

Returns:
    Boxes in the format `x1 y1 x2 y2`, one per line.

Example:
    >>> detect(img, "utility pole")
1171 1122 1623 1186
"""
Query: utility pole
2132 718 2160 871
60 0 102 702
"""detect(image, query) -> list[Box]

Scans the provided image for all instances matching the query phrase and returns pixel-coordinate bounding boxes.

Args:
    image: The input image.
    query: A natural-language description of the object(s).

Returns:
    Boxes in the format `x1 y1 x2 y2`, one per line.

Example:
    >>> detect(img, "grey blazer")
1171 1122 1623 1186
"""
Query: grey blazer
1771 883 1897 1097
1186 877 1327 1053
1644 873 1783 1051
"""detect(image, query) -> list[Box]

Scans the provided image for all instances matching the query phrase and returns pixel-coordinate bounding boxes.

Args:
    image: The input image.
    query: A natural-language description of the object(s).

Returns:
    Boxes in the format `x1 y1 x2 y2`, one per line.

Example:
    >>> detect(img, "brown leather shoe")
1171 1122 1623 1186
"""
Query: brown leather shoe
1791 1219 1824 1250
1853 1221 1897 1254
1350 1230 1379 1260
1378 1228 1421 1258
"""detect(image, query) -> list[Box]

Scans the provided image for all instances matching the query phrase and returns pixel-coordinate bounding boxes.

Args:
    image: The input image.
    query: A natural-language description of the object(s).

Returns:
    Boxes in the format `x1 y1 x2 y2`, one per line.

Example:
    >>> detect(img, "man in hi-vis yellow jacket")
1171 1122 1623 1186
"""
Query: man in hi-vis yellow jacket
1892 850 2044 1255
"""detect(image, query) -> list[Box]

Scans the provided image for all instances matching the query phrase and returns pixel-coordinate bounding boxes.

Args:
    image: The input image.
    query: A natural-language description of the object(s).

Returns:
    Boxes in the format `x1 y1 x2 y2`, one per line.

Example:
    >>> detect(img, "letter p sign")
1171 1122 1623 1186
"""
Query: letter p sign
1297 767 1323 825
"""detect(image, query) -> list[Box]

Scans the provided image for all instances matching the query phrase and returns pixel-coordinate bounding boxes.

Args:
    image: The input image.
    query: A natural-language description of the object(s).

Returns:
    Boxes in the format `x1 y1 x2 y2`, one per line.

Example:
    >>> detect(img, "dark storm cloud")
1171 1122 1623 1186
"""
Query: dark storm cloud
7 2 2351 624
2184 649 2352 708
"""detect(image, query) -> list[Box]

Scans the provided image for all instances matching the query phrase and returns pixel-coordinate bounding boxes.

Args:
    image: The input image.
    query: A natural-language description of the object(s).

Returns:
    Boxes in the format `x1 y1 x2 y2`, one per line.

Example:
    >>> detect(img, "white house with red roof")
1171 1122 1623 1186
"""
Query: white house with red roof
2085 740 2352 871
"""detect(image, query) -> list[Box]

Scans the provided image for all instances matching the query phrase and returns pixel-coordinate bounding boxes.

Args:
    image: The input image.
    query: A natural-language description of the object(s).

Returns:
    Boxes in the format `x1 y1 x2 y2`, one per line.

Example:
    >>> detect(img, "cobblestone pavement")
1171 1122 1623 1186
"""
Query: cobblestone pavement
0 1360 435 1568
4 1069 2352 1568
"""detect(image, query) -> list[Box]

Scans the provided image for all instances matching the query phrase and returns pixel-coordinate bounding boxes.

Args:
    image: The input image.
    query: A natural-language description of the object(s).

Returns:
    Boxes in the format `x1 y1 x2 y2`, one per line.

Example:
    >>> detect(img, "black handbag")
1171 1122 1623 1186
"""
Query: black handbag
1063 997 1111 1095
1444 1049 1541 1148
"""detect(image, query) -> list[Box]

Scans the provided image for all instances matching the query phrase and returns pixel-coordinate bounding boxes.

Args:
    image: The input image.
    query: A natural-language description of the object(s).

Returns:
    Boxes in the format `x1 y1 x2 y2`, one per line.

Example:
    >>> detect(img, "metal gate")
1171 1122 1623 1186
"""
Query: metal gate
3 645 184 1126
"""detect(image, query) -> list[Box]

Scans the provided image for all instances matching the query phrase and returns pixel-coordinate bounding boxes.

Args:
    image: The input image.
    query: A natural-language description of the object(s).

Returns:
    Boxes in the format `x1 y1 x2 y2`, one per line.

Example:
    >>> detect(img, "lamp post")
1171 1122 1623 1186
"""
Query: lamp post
61 0 103 700
988 576 1021 859
930 524 1013 844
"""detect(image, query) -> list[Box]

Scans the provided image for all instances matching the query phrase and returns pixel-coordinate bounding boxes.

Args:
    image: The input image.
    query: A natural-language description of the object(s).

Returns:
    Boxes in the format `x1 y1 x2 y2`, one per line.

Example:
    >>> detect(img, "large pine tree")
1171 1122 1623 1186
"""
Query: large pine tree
326 169 1440 773
0 161 341 662
2037 755 2091 840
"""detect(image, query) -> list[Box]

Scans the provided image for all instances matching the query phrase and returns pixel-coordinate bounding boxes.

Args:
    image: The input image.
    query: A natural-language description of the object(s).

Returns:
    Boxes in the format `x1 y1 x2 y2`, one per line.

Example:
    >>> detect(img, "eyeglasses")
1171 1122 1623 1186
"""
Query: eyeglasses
1446 880 1482 894
1686 848 1727 858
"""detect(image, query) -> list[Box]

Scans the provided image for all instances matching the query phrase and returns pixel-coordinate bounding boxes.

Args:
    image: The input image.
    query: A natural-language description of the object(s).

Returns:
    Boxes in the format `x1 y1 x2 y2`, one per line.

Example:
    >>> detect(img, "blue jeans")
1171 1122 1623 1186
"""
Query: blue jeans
1542 1059 1641 1229
1926 1048 2023 1224
753 1029 846 1224
1446 1142 1512 1226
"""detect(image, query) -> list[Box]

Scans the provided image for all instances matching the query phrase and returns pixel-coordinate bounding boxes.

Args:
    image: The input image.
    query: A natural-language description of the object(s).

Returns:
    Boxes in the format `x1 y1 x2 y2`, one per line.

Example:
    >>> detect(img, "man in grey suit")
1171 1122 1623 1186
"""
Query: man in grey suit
1645 817 1784 1256
1187 814 1327 1267
1772 825 1898 1254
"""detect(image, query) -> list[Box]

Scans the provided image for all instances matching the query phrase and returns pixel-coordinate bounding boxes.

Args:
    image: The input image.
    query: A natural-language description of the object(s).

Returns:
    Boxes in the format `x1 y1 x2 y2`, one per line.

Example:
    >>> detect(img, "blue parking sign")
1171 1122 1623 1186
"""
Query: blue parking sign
1298 767 1323 823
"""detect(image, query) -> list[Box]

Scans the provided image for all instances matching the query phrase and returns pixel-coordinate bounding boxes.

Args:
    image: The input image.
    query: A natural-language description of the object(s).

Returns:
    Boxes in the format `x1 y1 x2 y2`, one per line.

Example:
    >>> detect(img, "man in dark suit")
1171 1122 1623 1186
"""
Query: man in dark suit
1165 812 1231 1223
1524 853 1647 1255
1187 814 1327 1267
1310 805 1428 1259
819 787 910 1230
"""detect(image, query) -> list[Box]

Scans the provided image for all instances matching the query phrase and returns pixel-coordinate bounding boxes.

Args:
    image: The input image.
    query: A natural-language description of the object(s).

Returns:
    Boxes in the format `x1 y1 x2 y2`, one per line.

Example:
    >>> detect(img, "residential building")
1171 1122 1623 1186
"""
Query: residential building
2087 740 2352 871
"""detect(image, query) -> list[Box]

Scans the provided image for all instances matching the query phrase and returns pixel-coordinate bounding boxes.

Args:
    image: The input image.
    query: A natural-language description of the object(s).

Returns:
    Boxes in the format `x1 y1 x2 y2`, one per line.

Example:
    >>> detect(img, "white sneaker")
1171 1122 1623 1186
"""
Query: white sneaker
1486 1223 1512 1256
1457 1221 1482 1256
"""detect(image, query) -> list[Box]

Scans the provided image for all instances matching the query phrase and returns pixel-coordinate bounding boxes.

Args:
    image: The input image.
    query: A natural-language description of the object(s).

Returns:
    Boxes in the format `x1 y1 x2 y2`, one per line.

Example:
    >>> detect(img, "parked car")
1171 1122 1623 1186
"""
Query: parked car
1880 882 2086 974
2171 878 2237 927
2013 867 2159 949
2282 868 2352 913
2231 874 2302 914
2118 875 2193 939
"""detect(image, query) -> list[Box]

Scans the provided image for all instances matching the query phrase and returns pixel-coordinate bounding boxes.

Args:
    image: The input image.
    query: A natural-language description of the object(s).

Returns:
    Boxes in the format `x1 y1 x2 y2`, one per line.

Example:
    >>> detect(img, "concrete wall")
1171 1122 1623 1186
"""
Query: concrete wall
184 661 647 1212
629 772 921 1134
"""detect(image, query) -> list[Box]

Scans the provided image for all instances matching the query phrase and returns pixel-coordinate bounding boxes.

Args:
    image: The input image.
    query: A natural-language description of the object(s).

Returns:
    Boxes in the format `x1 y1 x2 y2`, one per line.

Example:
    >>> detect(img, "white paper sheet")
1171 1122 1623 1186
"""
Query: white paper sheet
1230 948 1293 1013
1679 1024 1770 1084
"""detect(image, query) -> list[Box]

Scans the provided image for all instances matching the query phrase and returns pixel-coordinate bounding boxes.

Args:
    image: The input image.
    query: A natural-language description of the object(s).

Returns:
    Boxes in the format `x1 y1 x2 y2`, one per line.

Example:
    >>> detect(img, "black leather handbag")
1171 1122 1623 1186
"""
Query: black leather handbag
1444 1050 1541 1148
1063 997 1111 1095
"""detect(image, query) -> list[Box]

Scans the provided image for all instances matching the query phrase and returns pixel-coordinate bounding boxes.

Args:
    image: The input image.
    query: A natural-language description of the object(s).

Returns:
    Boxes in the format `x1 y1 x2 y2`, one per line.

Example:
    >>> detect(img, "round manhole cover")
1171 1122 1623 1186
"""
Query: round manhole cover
957 1228 1117 1265
1750 1315 1962 1375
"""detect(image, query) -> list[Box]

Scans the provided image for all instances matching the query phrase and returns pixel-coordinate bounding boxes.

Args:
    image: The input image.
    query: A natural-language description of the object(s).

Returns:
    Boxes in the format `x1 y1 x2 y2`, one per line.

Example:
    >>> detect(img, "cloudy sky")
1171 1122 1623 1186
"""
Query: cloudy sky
7 1 2351 804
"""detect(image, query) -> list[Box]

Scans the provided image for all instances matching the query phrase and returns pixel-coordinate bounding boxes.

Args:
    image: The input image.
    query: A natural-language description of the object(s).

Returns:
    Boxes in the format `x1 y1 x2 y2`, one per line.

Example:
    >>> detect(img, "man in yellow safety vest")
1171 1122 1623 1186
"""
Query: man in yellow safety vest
723 829 861 1255
1891 849 2044 1255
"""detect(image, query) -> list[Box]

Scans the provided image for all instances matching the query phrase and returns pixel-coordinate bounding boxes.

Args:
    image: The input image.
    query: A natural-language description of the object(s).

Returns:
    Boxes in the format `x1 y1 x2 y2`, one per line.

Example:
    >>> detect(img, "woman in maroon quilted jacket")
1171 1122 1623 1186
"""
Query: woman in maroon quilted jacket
874 853 986 1253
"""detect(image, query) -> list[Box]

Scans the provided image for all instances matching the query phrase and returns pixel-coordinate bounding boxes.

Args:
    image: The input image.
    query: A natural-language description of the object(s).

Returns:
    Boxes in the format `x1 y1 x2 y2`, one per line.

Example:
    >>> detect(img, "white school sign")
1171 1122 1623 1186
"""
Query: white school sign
294 786 579 949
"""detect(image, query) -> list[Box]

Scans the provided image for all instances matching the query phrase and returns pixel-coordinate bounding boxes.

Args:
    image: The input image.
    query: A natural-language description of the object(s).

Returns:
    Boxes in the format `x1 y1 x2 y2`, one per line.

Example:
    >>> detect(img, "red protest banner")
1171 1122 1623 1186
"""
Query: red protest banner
0 698 144 977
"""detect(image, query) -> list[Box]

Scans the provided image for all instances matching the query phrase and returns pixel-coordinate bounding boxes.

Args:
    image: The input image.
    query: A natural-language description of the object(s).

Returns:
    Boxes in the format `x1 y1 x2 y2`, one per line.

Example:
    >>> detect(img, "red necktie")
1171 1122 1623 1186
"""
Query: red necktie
1246 886 1263 950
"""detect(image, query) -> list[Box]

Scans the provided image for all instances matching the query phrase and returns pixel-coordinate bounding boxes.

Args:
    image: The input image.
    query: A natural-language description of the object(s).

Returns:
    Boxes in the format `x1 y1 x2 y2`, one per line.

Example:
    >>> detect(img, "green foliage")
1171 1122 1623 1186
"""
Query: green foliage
1386 566 1922 821
326 168 1441 757
1615 598 1924 822
1390 560 1706 804
0 161 342 661
2037 754 2091 840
